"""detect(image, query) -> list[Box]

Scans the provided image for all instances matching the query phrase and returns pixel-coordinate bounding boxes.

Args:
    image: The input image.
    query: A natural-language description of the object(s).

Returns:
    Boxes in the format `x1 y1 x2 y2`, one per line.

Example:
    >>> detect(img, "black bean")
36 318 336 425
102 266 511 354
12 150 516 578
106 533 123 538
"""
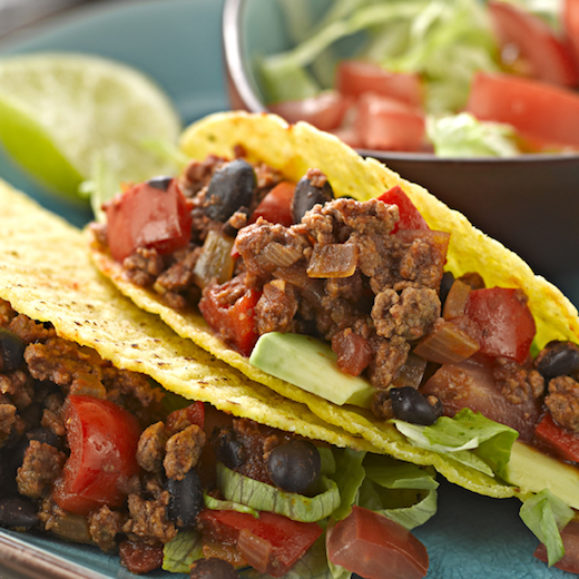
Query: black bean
146 176 173 191
536 341 579 380
205 160 256 222
390 387 442 426
291 175 334 223
214 430 245 469
0 496 38 530
0 328 26 372
266 440 321 494
190 557 239 579
166 469 203 528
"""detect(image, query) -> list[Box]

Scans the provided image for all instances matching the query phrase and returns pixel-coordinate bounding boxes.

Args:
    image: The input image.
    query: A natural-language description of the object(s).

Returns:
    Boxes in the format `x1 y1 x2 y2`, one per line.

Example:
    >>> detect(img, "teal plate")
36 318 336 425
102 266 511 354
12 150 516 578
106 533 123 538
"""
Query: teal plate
0 1 575 578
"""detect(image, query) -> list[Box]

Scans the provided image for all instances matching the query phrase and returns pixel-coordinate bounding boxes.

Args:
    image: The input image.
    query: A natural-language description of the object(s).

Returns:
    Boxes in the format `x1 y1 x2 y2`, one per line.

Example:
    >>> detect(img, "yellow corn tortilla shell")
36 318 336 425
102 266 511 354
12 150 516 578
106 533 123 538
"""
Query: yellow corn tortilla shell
88 112 579 503
0 178 373 451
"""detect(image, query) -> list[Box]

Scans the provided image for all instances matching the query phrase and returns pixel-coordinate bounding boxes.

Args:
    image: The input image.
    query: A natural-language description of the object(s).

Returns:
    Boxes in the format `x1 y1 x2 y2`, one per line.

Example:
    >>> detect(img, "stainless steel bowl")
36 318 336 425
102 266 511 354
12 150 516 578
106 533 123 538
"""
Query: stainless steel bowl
222 0 579 300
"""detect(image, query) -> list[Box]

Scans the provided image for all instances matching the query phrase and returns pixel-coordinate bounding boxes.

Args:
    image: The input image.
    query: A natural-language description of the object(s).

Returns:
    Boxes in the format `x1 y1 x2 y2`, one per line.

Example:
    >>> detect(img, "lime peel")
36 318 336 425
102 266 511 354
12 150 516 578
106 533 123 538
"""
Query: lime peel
0 52 181 199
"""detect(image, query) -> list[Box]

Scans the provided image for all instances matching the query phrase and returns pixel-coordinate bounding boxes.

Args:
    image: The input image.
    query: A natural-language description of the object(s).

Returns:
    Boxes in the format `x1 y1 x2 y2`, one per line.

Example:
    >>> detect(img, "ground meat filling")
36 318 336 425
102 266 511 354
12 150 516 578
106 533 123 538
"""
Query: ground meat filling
0 300 179 573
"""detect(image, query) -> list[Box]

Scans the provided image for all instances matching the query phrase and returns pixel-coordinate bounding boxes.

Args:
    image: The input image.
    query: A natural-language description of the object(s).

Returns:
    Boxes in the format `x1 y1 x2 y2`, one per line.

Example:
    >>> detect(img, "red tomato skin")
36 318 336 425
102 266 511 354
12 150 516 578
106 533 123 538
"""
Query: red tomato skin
376 186 429 233
326 506 429 579
53 395 141 515
534 520 579 574
105 179 192 262
268 91 349 131
535 413 579 463
354 93 426 152
337 60 423 107
488 1 579 86
466 72 579 149
250 181 295 227
465 287 536 364
565 0 579 69
199 510 323 577
199 280 261 356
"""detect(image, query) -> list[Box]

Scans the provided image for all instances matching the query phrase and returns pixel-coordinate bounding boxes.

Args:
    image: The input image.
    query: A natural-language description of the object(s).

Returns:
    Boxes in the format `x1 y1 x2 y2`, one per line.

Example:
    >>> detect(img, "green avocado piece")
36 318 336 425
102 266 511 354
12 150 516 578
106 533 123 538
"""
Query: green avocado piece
249 332 375 407
505 442 579 509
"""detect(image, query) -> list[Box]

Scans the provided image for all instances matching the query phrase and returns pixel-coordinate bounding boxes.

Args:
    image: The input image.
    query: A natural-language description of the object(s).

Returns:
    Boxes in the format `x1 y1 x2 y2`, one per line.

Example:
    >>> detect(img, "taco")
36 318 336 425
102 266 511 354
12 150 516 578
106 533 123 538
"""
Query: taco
89 112 579 569
0 180 446 577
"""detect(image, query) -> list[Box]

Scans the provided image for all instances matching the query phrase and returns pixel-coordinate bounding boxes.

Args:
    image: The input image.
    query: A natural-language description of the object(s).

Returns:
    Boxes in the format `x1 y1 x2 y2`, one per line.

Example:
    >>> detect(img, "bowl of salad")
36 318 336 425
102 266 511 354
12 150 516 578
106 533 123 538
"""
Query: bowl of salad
222 0 579 285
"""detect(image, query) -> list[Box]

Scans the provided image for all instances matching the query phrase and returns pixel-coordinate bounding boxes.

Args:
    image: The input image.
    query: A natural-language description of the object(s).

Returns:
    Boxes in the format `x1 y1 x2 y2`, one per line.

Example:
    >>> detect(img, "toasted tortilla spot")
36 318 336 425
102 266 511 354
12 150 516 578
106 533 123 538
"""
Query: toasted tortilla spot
0 179 369 452
87 113 579 500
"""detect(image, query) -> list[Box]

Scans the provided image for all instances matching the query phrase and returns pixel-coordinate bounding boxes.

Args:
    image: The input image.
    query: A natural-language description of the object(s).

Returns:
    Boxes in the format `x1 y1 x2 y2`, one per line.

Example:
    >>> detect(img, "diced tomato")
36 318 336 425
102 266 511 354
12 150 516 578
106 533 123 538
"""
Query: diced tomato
464 287 536 364
535 519 579 574
466 72 579 149
488 1 579 86
268 91 349 131
166 401 206 434
326 506 429 579
565 0 579 69
535 413 579 463
353 93 426 152
336 60 423 107
376 186 429 233
199 278 261 356
199 509 323 577
53 395 141 515
250 181 295 227
422 357 539 440
104 178 192 262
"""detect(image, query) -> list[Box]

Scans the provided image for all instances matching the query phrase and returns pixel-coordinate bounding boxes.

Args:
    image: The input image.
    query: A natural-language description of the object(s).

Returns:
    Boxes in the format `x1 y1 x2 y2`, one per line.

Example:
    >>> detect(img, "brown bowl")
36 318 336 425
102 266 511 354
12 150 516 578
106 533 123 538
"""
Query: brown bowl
222 0 579 300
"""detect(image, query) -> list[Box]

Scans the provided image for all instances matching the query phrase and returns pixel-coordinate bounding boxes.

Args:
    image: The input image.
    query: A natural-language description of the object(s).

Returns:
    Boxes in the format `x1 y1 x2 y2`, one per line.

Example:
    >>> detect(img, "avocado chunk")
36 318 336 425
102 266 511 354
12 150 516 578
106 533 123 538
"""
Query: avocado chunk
249 332 375 407
505 441 579 509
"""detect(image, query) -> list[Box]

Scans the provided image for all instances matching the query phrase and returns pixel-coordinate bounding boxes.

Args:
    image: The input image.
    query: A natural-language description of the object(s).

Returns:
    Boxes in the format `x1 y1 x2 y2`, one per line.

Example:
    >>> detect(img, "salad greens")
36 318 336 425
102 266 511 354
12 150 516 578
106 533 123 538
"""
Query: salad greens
257 0 569 156
163 446 438 576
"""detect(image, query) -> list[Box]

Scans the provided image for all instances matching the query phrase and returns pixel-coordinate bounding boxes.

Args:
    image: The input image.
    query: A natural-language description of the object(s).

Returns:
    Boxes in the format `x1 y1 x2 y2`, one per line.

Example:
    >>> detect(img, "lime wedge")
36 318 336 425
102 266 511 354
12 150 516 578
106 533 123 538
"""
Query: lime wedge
0 52 181 199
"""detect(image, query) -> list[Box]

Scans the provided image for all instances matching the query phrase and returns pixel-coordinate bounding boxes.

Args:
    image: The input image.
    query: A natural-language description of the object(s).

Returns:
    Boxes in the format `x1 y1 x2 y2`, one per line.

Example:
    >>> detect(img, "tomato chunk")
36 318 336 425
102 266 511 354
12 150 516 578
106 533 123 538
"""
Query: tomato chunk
53 395 141 515
199 278 261 356
250 181 295 227
105 178 192 262
337 60 423 107
565 0 579 69
326 506 429 579
535 520 579 574
199 509 322 577
353 93 426 152
466 72 579 149
535 413 579 463
488 1 579 86
465 287 536 364
377 186 429 233
268 91 349 131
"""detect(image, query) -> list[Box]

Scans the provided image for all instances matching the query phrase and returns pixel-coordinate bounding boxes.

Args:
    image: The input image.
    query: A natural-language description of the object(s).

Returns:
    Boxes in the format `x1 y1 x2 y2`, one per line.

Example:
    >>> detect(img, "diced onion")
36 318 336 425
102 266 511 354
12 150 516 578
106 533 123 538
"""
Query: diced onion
442 279 471 320
193 229 235 288
391 353 427 389
262 241 302 268
414 320 479 364
306 243 358 278
238 528 272 574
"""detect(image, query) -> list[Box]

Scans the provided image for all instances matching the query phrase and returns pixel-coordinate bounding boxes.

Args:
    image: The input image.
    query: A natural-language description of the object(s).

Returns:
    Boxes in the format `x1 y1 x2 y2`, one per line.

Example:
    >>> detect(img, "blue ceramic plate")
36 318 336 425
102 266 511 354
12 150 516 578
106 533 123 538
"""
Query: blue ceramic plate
0 2 574 578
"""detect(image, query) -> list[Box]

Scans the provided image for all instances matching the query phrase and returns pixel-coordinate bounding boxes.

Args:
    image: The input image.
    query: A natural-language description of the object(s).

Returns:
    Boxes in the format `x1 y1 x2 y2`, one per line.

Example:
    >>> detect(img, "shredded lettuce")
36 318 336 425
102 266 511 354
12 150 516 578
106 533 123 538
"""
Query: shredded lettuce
203 491 260 518
427 112 520 157
393 408 519 478
162 529 203 574
217 463 341 522
258 0 499 113
519 488 574 566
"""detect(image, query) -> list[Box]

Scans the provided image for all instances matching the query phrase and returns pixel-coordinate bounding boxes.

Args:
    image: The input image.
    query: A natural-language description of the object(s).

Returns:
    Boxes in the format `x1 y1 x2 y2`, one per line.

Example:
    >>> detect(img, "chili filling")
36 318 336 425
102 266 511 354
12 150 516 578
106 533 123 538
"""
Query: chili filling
92 152 579 463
